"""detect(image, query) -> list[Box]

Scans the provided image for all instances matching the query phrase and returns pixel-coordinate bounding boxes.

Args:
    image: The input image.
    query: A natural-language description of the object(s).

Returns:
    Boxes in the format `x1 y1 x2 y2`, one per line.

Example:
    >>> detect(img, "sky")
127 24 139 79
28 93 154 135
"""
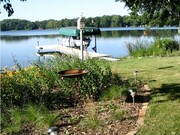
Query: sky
0 0 130 22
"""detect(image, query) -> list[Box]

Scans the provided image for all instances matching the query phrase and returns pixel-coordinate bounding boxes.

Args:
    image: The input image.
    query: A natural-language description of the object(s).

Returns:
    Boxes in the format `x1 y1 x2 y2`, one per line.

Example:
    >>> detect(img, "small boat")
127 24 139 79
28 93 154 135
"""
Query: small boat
62 36 91 49
59 27 101 49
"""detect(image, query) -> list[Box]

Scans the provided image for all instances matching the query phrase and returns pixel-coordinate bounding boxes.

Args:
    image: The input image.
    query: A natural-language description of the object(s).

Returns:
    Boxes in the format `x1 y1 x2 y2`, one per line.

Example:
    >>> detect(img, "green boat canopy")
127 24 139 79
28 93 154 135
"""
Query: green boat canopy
59 27 101 36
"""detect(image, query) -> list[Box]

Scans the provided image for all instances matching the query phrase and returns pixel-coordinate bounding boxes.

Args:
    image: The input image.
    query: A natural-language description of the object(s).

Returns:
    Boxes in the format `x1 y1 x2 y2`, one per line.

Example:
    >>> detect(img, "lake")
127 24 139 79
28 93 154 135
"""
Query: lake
0 27 179 69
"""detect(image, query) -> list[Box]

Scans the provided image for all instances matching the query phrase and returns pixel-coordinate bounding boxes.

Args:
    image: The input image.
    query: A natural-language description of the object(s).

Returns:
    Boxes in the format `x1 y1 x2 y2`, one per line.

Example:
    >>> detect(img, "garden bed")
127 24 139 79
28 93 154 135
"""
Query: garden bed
19 97 143 135
57 99 143 135
28 97 145 135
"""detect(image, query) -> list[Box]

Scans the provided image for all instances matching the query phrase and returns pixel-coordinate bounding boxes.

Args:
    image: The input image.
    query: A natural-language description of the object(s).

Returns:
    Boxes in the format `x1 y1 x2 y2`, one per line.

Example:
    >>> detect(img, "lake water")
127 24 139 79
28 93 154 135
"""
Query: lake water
0 27 179 69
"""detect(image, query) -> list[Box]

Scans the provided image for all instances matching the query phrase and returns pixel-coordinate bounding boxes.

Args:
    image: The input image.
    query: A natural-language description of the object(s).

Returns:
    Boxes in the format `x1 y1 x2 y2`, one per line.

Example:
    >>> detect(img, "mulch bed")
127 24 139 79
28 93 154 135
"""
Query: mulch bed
22 88 151 135
53 97 143 135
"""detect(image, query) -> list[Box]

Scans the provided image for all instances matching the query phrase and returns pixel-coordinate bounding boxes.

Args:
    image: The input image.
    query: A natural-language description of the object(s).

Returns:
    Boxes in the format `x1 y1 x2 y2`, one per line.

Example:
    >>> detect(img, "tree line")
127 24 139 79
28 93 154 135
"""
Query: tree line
1 14 179 31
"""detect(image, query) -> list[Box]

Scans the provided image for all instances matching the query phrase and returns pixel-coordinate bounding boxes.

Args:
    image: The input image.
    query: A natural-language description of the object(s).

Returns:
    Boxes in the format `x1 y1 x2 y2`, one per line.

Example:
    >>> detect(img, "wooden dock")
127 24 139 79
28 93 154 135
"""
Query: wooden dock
36 44 109 58
36 44 119 61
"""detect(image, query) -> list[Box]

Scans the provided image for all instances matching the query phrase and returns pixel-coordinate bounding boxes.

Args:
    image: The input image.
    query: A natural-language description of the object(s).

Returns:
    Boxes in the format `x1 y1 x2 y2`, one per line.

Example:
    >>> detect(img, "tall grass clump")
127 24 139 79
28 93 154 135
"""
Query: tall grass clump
127 37 180 57
99 85 127 101
126 40 151 57
80 98 101 129
1 104 61 134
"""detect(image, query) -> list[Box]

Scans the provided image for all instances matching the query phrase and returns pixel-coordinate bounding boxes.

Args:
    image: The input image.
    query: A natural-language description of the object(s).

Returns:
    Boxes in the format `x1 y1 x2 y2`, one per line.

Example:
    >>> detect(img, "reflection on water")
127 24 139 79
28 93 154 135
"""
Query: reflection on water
1 29 178 41
101 30 178 38
1 35 61 42
0 28 179 68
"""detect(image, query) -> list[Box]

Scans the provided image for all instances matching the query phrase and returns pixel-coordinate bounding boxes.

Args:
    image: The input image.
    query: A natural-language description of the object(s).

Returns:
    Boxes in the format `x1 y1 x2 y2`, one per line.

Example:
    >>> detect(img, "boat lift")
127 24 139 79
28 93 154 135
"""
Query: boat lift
36 16 119 61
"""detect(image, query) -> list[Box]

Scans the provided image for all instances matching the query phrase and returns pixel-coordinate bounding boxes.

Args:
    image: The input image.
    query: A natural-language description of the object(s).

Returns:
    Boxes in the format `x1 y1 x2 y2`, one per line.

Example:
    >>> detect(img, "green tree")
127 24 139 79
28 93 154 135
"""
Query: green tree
93 17 100 27
124 12 141 26
1 0 26 16
115 0 180 26
46 20 58 29
100 15 111 27
111 15 121 27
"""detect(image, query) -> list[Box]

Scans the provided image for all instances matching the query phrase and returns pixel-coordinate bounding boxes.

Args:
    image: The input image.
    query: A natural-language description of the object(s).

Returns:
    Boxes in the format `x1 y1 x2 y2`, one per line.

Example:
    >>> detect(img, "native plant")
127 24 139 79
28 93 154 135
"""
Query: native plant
1 54 113 108
1 65 56 108
34 54 113 101
150 38 179 56
127 37 180 57
1 104 61 134
80 98 101 129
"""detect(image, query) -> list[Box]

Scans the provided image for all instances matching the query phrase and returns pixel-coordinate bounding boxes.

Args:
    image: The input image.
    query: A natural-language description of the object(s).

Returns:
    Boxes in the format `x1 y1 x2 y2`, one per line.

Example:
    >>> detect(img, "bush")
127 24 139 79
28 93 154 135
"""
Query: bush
1 55 112 108
150 38 179 56
1 65 56 108
35 55 113 100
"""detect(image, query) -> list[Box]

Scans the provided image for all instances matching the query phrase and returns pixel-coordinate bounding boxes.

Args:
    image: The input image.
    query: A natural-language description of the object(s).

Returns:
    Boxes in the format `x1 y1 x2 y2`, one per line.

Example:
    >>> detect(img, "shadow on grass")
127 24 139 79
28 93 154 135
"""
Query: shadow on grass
152 83 180 102
158 66 174 70
126 94 151 103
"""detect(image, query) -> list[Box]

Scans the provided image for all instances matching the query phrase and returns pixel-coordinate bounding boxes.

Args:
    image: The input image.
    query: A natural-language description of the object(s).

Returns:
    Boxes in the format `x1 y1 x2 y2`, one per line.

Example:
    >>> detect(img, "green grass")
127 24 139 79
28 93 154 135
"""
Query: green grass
99 85 127 100
111 109 125 121
111 56 180 135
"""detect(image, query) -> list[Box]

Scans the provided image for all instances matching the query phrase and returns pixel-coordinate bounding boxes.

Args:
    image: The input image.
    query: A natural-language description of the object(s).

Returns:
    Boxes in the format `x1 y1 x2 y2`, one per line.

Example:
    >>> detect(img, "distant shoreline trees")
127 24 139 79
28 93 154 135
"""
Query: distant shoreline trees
1 0 179 31
1 14 179 31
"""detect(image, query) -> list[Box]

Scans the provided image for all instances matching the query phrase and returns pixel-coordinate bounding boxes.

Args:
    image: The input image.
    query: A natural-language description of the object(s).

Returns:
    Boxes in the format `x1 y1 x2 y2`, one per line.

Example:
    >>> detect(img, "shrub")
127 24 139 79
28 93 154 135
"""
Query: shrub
1 65 56 108
34 55 113 101
151 38 179 56
1 55 112 109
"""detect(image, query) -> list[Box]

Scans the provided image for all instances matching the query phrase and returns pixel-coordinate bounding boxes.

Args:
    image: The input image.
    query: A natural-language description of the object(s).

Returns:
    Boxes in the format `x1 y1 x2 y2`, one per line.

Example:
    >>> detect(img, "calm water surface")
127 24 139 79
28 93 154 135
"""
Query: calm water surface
1 28 179 68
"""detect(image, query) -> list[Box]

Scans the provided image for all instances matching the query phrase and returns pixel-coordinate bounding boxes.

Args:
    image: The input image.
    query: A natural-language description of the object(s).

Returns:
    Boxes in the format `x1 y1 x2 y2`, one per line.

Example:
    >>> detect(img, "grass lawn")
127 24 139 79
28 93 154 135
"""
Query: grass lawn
110 56 180 135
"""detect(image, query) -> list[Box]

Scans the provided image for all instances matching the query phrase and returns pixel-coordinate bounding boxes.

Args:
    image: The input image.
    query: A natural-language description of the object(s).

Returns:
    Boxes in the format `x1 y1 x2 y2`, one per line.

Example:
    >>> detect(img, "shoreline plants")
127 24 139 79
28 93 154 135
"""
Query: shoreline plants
127 37 180 57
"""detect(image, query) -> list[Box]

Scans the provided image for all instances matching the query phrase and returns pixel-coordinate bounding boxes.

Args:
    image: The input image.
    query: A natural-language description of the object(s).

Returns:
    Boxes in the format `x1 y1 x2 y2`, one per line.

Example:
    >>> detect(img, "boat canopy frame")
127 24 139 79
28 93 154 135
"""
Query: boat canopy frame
59 27 101 37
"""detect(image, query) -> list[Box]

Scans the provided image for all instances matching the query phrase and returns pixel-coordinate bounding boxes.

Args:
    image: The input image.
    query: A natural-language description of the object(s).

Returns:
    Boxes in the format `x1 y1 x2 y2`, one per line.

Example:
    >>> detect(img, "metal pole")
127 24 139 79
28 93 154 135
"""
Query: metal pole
80 29 84 61
94 36 97 52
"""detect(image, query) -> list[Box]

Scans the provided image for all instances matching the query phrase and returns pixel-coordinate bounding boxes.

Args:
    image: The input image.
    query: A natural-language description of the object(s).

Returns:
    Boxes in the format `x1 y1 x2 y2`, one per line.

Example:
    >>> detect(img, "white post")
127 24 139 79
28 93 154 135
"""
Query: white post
80 29 84 61
129 89 135 106
77 14 85 61
48 127 58 135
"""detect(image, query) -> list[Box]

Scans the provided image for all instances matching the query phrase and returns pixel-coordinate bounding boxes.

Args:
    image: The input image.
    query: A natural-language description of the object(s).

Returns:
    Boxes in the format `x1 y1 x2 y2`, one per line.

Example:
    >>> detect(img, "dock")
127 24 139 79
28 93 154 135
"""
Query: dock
35 25 119 61
36 44 119 61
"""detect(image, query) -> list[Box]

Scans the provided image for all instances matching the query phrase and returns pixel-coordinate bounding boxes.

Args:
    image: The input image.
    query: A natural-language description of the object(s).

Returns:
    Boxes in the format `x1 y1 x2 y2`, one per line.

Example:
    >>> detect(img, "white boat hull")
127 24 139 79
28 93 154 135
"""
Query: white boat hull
62 37 91 49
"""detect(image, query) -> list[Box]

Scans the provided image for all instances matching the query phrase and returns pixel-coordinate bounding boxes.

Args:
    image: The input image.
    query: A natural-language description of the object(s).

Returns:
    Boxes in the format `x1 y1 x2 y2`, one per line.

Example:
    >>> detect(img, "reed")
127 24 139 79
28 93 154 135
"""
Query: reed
127 37 180 57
